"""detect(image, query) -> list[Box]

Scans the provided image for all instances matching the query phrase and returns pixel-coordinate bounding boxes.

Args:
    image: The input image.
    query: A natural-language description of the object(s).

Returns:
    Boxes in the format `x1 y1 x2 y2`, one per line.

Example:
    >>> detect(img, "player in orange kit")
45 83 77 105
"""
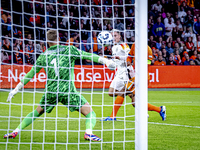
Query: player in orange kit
102 43 166 121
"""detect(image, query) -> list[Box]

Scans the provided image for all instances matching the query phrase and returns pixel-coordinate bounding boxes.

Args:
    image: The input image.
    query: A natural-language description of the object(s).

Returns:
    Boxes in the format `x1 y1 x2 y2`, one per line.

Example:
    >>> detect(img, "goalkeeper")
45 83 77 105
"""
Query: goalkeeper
4 30 115 141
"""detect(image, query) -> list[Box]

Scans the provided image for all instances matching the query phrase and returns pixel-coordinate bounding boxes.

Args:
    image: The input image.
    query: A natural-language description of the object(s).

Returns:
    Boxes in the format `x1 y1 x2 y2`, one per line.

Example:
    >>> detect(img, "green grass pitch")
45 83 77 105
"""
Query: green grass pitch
0 90 200 150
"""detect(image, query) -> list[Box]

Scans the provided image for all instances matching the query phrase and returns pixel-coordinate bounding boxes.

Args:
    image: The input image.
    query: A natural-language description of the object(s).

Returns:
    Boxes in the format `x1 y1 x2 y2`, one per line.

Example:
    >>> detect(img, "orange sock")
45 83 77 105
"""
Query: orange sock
110 96 124 118
148 103 161 113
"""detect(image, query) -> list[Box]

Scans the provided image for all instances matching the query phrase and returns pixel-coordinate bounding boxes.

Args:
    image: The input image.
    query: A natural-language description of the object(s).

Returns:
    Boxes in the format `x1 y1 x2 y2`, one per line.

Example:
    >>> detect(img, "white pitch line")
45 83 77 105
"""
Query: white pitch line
1 119 200 129
148 122 200 129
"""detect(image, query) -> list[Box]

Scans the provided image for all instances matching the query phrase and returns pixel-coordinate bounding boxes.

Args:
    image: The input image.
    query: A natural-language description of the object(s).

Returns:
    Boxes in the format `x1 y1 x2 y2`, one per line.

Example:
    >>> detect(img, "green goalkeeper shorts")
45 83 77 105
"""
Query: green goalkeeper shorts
39 92 88 113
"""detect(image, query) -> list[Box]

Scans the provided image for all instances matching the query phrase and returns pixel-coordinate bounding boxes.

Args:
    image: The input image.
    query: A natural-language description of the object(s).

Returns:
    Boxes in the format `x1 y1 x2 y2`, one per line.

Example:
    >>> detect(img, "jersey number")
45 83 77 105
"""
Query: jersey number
50 58 58 76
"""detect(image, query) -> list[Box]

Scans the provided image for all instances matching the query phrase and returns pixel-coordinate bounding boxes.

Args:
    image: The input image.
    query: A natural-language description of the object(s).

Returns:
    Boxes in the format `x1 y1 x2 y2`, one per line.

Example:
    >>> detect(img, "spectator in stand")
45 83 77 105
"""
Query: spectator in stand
107 23 113 31
152 47 159 61
2 37 12 58
189 59 195 65
184 10 194 28
193 16 200 35
66 33 79 46
181 26 196 43
164 12 174 26
174 49 181 65
125 25 134 42
166 42 174 54
148 35 156 48
166 35 174 45
189 50 197 60
167 55 177 65
152 17 166 40
168 0 178 16
13 39 22 51
27 40 35 63
61 12 68 29
178 6 187 24
93 19 102 30
156 36 165 50
160 0 167 9
162 48 168 62
194 53 200 65
185 36 194 51
152 0 162 12
154 55 166 65
86 31 102 54
13 46 23 64
37 3 45 15
174 42 183 54
115 19 124 31
176 37 185 47
39 41 46 53
58 5 66 16
148 17 154 35
183 54 190 65
165 18 176 38
24 46 34 65
172 19 183 39
160 7 166 21
93 7 101 17
1 47 9 63
13 26 19 37
104 45 112 56
69 12 78 30
17 31 23 39
103 20 108 30
196 35 200 53
181 1 190 13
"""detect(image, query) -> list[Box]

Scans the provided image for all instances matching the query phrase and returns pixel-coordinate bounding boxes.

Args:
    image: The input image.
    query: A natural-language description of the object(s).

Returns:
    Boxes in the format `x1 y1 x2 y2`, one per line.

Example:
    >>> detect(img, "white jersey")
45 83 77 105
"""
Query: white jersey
112 42 130 75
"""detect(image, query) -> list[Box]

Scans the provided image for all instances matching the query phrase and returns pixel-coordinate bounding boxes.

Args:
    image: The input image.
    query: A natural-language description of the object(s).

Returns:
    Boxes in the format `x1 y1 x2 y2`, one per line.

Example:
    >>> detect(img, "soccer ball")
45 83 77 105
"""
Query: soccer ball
97 31 113 47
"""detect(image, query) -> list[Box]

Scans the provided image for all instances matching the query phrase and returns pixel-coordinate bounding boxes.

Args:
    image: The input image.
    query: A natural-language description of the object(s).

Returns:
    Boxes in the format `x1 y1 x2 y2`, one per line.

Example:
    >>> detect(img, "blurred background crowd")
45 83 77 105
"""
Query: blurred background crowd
1 0 200 65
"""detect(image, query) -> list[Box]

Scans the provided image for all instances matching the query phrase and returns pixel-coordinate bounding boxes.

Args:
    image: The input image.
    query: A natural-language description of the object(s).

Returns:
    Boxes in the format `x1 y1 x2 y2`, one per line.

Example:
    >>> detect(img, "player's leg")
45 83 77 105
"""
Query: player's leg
3 105 44 139
80 100 102 141
4 93 57 139
68 93 102 141
102 76 127 121
127 78 166 120
108 87 117 97
109 88 125 120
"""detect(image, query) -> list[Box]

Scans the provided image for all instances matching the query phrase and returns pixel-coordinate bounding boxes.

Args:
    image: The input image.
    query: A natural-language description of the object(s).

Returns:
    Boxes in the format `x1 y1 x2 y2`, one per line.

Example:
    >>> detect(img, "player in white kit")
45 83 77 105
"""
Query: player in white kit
102 29 135 121
108 29 133 96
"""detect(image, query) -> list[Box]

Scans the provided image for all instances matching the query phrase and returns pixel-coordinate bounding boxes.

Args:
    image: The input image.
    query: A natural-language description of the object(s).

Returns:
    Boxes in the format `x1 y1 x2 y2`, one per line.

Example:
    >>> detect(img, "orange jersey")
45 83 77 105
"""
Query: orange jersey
66 38 74 46
154 61 166 66
127 43 153 82
127 43 153 64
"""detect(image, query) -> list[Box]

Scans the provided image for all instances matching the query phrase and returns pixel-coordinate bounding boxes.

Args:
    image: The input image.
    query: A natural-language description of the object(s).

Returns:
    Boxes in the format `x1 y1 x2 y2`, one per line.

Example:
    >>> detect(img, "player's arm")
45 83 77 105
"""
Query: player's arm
7 57 43 102
81 51 116 70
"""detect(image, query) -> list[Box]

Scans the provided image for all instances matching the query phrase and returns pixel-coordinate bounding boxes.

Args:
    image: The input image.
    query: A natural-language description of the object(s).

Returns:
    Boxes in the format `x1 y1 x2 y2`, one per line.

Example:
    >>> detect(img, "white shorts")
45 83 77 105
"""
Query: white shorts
110 73 129 91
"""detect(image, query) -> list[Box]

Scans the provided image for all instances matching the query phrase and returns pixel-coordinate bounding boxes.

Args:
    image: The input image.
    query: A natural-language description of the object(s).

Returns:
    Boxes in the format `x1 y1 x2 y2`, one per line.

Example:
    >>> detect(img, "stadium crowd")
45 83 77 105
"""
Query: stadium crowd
1 0 200 65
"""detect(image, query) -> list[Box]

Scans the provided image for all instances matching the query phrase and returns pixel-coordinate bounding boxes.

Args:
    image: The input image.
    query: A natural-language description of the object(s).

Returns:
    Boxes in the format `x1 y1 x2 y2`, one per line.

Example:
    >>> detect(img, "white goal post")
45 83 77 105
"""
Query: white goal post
0 0 148 149
135 0 148 149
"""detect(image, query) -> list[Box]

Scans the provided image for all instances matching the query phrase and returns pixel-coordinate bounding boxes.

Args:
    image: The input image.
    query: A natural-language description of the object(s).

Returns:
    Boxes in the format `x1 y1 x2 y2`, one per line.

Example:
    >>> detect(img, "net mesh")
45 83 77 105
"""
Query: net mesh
0 0 135 149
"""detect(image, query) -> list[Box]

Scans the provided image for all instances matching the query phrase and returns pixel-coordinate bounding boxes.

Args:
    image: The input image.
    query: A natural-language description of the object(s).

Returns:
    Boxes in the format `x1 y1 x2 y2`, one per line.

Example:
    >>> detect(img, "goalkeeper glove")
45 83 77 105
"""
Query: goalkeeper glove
98 57 116 71
7 82 24 102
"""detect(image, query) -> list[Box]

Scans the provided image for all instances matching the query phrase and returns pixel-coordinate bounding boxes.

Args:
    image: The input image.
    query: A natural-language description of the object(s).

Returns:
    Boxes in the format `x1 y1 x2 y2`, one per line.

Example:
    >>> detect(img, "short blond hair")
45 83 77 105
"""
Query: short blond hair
47 30 58 41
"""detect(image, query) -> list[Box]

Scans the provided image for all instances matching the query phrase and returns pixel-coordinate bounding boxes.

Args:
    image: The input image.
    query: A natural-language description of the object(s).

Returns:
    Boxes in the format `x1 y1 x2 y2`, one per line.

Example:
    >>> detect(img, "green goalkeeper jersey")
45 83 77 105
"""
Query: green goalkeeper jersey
21 45 100 93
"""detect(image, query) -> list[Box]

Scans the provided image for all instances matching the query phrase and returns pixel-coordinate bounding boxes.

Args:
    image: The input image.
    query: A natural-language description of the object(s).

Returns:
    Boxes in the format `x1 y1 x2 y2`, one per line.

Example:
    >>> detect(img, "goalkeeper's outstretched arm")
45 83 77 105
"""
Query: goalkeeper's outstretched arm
7 67 41 102
81 51 116 70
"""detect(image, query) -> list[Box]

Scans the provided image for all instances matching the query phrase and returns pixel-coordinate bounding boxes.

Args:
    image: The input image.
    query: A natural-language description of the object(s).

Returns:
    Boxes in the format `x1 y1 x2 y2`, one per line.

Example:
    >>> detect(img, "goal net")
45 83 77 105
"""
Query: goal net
0 0 147 149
